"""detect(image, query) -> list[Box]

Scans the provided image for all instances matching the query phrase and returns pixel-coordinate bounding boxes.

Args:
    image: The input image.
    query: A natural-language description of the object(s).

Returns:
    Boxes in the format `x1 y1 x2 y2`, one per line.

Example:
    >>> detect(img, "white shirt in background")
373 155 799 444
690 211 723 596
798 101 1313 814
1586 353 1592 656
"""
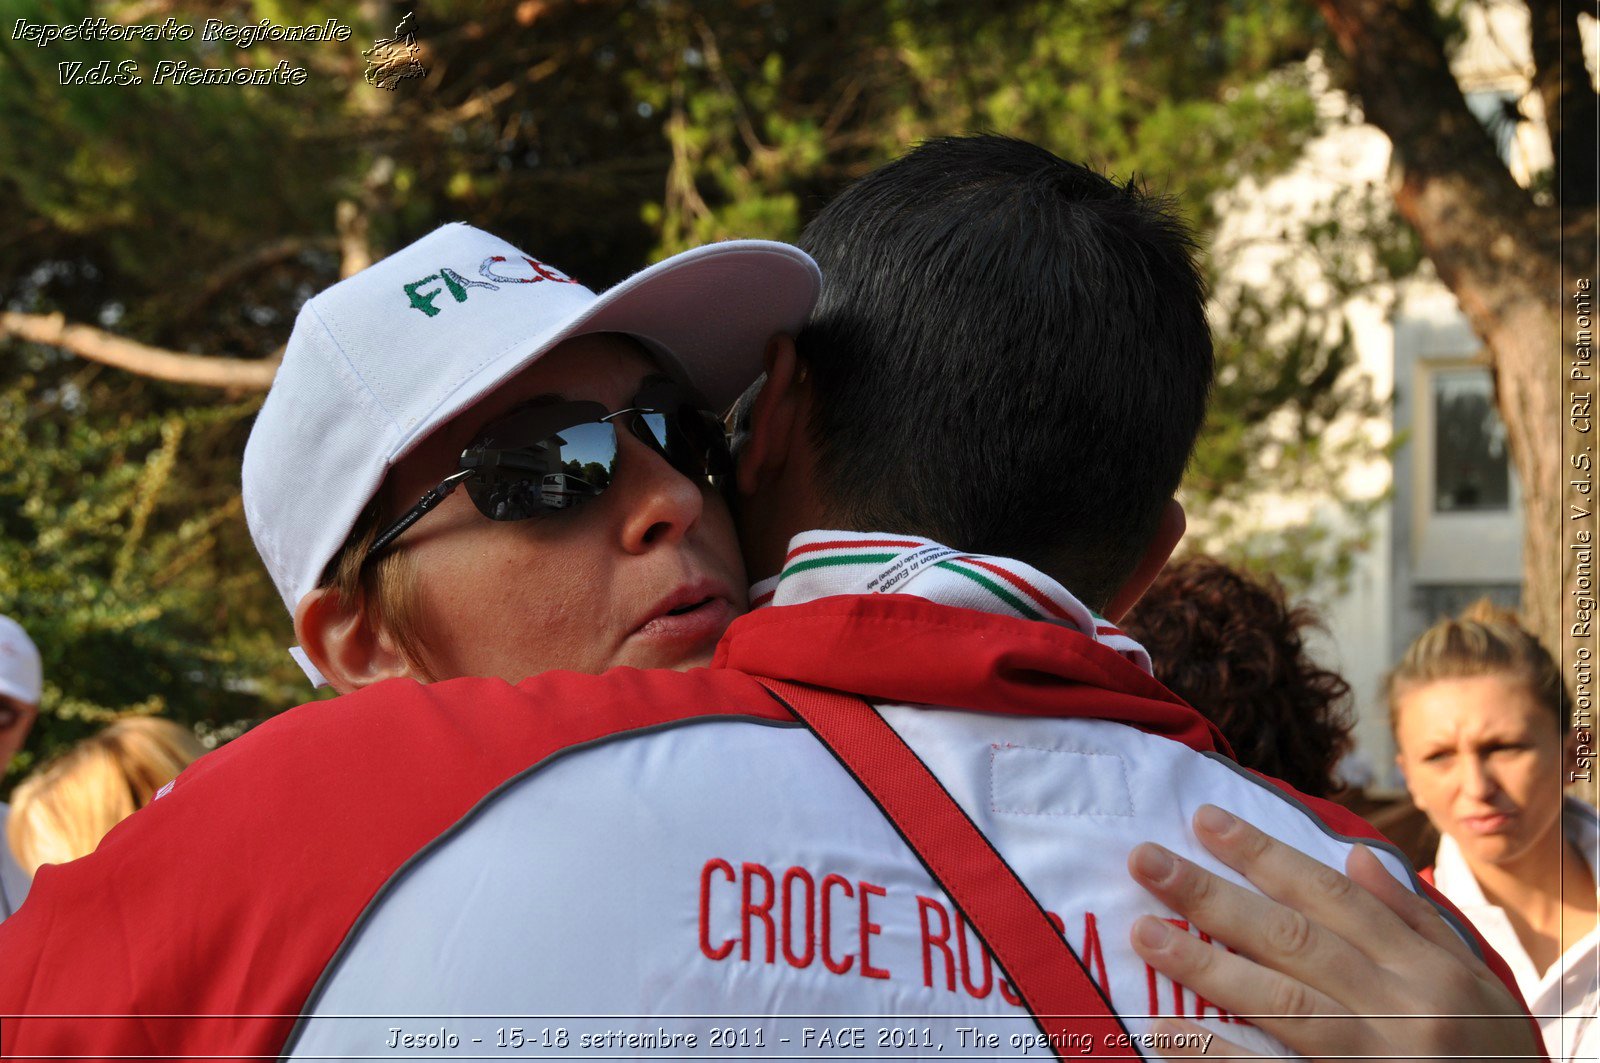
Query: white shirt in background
1434 797 1600 1063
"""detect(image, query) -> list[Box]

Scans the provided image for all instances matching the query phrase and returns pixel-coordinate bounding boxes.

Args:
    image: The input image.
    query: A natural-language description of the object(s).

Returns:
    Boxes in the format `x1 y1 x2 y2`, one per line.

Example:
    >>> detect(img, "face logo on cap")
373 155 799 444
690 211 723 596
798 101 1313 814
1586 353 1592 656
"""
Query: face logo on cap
403 255 579 317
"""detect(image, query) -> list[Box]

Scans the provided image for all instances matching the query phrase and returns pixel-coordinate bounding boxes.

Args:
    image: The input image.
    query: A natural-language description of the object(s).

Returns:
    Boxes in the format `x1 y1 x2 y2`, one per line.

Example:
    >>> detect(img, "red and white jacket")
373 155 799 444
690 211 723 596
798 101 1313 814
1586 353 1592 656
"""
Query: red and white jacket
0 532 1528 1060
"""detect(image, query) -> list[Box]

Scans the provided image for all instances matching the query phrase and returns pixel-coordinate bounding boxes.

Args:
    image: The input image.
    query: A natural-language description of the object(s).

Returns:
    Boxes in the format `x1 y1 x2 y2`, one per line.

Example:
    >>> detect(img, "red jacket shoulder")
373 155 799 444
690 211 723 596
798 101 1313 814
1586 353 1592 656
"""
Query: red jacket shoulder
0 666 787 1057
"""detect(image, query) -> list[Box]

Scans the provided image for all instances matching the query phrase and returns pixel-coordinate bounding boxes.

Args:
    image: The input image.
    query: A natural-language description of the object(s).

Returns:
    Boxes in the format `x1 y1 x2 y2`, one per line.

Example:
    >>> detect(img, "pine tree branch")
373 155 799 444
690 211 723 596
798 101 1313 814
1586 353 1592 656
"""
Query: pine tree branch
1 312 279 391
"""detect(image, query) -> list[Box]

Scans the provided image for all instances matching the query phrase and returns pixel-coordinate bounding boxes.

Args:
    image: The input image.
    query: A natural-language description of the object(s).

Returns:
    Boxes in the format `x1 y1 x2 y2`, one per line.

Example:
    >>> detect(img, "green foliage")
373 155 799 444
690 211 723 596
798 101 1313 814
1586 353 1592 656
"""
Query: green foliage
0 375 309 789
0 0 352 333
1175 495 1388 597
635 0 1328 252
1177 173 1422 593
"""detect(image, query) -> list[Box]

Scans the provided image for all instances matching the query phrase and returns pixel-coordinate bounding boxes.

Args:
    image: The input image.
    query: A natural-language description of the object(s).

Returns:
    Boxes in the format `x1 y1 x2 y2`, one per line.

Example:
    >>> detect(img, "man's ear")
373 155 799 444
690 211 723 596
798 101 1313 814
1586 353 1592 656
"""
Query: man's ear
293 587 414 694
735 333 806 497
1103 499 1186 623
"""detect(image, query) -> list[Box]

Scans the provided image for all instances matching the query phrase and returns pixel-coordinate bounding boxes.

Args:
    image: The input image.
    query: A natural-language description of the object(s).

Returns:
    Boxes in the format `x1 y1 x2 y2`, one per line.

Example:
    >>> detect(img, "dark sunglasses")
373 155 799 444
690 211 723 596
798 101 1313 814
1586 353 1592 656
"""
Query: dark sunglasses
365 387 732 564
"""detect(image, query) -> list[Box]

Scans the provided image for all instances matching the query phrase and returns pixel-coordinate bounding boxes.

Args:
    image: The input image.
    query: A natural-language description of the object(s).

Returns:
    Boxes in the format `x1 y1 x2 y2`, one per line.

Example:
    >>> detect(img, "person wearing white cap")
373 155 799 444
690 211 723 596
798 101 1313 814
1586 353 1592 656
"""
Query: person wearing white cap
241 222 820 690
0 615 42 920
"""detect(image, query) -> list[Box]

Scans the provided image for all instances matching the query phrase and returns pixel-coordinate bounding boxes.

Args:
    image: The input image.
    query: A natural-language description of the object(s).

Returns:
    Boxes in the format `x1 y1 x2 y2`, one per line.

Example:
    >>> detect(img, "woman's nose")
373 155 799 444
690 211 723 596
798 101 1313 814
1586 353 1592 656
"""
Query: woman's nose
1458 753 1499 800
614 430 706 554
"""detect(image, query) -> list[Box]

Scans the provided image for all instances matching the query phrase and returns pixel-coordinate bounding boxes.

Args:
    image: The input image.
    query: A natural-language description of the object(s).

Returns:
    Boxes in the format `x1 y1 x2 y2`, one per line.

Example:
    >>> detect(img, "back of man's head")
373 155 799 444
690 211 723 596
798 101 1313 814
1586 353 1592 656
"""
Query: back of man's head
795 134 1212 609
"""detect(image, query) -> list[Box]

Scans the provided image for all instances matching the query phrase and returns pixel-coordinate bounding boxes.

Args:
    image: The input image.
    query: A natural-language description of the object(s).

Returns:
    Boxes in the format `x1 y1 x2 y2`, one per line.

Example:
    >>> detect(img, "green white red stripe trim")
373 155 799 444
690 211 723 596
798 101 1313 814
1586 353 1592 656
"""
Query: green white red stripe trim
747 530 1152 674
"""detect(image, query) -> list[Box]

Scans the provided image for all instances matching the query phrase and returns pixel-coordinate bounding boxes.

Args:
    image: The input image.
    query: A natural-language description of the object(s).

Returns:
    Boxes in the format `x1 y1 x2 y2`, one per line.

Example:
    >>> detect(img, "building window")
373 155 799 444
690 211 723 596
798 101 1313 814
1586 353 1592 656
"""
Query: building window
1434 369 1510 512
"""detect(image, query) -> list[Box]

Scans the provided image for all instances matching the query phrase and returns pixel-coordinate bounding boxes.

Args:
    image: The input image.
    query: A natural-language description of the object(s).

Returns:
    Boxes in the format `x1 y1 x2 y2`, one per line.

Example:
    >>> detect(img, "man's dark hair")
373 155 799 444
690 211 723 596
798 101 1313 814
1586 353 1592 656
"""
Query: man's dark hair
791 134 1212 609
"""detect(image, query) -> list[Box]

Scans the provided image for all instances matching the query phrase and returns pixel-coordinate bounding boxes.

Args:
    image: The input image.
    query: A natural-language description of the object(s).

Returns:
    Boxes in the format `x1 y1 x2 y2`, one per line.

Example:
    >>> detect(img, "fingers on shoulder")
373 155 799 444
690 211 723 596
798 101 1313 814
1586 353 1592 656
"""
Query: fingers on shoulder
1259 907 1318 962
1131 920 1358 1055
1129 912 1330 1021
1196 806 1323 890
1346 845 1485 965
1128 842 1221 915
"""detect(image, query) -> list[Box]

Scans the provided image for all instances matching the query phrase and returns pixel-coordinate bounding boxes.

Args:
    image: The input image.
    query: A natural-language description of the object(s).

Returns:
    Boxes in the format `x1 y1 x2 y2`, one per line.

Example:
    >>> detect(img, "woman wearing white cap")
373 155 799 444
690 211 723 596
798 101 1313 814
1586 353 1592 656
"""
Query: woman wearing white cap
0 614 42 920
242 223 821 691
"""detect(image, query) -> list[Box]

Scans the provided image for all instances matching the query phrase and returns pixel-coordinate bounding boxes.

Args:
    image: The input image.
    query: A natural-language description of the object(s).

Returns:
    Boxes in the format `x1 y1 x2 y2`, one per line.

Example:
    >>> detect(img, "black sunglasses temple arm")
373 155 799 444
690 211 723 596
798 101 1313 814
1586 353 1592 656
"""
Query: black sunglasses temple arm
366 469 475 562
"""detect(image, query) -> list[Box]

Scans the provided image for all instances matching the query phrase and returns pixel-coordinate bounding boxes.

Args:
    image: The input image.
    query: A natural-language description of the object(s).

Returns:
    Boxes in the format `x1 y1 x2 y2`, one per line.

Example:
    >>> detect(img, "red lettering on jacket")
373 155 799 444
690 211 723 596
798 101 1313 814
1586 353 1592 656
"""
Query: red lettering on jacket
916 895 955 990
1190 928 1227 1021
740 862 776 964
699 859 736 961
858 881 890 980
707 862 1228 1018
1080 911 1111 997
955 911 993 999
1145 918 1192 1016
821 874 856 975
912 893 1035 1003
704 859 878 979
781 867 816 968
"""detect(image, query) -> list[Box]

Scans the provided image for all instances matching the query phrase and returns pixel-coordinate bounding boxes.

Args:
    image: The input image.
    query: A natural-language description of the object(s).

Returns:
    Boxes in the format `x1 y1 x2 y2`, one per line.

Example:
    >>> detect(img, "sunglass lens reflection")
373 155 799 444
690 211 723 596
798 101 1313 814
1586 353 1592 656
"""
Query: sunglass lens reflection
462 405 728 523
465 420 620 520
546 420 618 509
638 409 730 479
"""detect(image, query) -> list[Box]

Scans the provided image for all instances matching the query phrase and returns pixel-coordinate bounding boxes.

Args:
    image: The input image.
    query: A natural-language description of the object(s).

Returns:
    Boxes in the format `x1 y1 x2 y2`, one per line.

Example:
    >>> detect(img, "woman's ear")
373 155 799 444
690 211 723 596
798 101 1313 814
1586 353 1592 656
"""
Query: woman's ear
293 587 415 694
735 334 806 497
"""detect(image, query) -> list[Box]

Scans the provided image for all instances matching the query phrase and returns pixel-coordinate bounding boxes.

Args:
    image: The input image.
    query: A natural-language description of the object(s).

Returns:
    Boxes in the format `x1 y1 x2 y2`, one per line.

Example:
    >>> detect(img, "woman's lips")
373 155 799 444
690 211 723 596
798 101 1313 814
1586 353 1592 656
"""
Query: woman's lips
1458 812 1515 835
631 596 736 646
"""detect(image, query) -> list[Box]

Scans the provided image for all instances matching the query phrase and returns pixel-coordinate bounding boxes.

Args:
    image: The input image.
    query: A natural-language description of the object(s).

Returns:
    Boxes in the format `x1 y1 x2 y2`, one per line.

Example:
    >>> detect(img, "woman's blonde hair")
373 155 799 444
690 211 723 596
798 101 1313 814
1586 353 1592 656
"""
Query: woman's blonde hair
6 717 206 875
1385 598 1570 735
322 496 432 680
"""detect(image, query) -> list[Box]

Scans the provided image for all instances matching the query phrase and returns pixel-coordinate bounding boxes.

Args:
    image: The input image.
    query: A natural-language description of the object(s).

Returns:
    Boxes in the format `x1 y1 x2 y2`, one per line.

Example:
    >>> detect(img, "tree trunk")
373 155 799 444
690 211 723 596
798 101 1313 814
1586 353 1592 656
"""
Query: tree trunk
1527 0 1599 210
1314 0 1593 653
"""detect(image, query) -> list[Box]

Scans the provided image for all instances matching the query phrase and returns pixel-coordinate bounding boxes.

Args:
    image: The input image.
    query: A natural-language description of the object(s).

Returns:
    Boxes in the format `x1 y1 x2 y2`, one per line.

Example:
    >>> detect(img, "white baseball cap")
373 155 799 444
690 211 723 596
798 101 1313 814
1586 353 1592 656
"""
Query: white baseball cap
243 223 821 625
0 616 42 706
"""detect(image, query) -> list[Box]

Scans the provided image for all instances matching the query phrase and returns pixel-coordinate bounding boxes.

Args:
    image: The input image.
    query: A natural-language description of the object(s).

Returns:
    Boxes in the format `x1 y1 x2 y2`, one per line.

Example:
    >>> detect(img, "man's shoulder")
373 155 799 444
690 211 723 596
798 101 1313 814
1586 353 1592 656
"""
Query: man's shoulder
185 666 784 794
245 666 781 748
0 666 795 1056
75 667 799 904
21 665 790 900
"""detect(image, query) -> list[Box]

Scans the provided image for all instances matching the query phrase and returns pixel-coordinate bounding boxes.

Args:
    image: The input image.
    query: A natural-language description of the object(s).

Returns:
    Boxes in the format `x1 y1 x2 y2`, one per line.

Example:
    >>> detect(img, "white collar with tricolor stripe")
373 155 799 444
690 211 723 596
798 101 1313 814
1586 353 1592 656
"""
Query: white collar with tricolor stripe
746 530 1153 675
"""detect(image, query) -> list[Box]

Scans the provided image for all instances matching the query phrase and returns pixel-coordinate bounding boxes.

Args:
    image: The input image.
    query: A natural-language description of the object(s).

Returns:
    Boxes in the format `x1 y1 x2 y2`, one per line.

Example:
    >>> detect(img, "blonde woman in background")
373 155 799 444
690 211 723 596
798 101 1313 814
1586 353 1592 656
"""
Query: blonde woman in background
6 717 204 877
1390 599 1597 1063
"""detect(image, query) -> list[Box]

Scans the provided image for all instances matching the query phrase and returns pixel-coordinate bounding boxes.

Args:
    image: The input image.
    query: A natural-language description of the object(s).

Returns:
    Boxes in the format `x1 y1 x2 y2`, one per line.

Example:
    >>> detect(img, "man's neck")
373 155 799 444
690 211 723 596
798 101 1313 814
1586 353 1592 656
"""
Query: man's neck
738 510 801 585
735 491 829 585
733 427 832 583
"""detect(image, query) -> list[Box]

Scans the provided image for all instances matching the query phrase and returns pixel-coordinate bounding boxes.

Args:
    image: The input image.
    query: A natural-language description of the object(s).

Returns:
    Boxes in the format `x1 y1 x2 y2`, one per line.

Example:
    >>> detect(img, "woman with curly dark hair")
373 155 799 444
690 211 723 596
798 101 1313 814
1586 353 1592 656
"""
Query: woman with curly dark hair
1121 555 1355 798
